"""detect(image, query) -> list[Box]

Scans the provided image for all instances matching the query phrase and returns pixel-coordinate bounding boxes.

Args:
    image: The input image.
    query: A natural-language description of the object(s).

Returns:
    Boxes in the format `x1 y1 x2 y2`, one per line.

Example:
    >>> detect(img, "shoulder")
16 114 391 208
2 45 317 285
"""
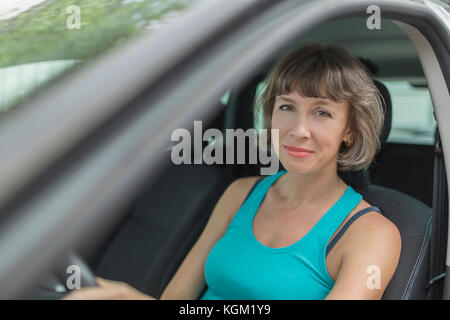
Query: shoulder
348 200 401 248
327 200 402 299
342 200 402 274
224 176 262 205
221 176 262 221
227 176 262 195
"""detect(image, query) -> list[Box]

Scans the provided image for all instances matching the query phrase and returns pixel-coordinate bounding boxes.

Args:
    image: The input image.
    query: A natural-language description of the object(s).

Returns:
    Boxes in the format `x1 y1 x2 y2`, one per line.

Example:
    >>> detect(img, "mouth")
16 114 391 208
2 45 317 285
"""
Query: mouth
283 145 314 158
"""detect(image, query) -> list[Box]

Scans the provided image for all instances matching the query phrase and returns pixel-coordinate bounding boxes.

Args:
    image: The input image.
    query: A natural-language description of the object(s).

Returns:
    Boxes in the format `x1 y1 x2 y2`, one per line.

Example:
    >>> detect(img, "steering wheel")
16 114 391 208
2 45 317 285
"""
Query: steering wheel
29 253 98 299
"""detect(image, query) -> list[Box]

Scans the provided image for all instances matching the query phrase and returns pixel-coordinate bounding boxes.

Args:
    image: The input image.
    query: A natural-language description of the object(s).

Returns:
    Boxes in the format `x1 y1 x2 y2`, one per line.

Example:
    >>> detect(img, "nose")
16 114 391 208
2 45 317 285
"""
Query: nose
289 112 311 140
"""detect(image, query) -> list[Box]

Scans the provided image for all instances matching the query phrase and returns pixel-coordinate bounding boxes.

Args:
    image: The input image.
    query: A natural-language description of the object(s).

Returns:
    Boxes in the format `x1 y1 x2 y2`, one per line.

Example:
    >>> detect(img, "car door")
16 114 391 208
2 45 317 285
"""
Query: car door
0 0 448 299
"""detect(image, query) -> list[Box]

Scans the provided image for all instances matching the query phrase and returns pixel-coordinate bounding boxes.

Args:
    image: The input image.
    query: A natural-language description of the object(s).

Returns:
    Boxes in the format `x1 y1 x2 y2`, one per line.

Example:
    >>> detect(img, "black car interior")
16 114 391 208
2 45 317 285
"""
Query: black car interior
85 54 434 299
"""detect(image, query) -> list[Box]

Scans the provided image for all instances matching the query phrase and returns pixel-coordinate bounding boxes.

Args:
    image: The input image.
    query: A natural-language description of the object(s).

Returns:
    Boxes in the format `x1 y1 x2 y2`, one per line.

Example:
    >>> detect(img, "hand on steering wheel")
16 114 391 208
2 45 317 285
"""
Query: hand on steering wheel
58 254 155 299
62 277 155 300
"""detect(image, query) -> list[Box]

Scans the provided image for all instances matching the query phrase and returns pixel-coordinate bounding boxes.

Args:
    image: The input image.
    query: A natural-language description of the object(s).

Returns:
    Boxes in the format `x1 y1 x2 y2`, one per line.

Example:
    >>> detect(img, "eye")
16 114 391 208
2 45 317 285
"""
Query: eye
315 110 332 118
279 104 293 111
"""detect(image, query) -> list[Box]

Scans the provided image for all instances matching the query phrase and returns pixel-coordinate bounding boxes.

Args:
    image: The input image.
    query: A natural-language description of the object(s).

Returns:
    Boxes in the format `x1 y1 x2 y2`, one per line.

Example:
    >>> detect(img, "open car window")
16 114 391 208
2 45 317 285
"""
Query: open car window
0 0 204 114
382 80 436 145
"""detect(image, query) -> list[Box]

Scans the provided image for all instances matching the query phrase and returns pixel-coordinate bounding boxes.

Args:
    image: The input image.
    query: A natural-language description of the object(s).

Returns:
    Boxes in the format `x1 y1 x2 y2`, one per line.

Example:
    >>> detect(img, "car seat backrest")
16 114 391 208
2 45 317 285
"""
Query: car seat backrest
366 184 432 299
365 79 432 299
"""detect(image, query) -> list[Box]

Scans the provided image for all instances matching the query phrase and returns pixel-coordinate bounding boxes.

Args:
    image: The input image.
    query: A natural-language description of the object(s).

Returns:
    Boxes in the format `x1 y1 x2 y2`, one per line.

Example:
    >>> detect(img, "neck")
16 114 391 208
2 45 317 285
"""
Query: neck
274 166 347 213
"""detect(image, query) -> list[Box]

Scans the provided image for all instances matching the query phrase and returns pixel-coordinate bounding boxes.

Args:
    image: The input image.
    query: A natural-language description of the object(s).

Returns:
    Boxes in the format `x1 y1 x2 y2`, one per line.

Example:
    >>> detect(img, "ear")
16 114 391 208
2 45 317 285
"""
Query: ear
343 127 353 142
343 107 354 142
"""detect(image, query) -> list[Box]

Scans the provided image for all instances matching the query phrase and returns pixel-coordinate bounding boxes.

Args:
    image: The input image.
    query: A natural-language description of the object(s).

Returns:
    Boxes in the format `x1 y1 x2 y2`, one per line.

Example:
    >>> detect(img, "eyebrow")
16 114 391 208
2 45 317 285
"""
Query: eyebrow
276 96 334 107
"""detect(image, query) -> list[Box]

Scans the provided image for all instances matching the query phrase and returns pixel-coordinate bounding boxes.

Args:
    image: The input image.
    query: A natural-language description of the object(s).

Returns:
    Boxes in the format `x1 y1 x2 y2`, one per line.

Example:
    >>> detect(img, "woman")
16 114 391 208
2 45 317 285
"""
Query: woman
64 43 401 300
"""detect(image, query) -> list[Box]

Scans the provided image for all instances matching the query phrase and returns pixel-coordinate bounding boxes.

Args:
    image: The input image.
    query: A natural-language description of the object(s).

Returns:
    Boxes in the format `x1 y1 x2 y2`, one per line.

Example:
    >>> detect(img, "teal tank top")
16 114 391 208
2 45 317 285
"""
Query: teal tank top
199 170 363 300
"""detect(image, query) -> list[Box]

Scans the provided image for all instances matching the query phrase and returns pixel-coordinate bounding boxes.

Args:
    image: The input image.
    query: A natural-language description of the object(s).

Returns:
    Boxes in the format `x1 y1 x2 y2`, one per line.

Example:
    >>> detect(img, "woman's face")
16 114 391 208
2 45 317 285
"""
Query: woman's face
271 90 353 175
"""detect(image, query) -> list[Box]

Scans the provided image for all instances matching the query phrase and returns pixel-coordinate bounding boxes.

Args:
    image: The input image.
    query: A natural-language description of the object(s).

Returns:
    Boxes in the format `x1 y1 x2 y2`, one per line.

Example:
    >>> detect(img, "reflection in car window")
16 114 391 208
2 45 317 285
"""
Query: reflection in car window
0 0 205 114
382 81 436 145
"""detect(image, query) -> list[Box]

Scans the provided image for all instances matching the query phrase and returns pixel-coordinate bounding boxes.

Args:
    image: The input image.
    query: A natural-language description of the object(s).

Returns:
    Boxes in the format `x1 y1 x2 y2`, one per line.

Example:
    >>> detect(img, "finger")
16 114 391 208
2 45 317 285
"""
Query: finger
62 287 105 300
95 277 107 286
62 287 119 300
96 277 122 288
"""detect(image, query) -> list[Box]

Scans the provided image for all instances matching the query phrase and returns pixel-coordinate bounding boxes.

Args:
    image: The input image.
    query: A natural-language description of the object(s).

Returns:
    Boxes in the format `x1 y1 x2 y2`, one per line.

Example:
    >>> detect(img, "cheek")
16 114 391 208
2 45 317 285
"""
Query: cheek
271 110 279 129
317 126 348 153
270 112 287 155
315 131 334 147
271 111 292 136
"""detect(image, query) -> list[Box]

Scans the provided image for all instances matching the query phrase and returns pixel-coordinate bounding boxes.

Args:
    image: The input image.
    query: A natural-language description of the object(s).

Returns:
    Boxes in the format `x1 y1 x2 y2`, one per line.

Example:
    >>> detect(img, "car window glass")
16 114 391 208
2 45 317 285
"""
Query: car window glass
0 60 78 113
382 80 436 145
0 0 205 115
220 90 230 106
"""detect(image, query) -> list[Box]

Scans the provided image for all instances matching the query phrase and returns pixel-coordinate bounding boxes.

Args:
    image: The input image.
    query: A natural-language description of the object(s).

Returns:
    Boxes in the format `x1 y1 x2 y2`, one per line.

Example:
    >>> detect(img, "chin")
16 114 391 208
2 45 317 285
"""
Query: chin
280 158 311 175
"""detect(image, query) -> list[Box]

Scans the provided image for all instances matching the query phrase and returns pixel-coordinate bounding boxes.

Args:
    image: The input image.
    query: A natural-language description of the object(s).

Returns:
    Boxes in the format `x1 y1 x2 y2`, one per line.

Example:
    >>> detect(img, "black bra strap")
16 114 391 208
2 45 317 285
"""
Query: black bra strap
326 206 382 256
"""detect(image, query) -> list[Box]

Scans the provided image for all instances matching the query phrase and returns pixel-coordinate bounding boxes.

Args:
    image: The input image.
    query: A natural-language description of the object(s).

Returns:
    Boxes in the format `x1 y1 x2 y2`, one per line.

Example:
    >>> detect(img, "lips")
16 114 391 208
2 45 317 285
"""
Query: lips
283 145 314 158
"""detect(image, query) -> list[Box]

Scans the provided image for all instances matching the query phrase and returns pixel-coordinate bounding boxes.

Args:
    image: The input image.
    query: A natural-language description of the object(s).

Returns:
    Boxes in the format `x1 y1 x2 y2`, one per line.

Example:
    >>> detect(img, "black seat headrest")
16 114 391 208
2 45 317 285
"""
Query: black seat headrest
373 79 392 146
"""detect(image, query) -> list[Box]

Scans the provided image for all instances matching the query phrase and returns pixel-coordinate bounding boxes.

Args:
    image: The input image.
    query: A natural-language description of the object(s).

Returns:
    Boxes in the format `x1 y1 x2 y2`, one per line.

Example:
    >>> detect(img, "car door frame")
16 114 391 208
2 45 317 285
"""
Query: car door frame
0 0 448 299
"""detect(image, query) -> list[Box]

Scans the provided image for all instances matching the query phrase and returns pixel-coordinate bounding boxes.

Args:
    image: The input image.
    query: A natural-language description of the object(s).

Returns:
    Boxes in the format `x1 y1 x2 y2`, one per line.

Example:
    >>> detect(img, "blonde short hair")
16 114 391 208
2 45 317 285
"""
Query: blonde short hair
254 43 385 171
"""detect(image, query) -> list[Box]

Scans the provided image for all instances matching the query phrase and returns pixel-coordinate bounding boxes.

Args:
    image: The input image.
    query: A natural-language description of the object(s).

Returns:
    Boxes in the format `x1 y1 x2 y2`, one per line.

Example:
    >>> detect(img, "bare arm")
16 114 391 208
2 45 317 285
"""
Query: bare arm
325 212 401 300
160 176 259 300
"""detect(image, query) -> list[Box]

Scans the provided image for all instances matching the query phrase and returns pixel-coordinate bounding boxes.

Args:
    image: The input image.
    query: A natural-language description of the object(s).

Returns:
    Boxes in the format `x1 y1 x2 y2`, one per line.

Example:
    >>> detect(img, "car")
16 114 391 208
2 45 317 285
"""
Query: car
0 0 448 300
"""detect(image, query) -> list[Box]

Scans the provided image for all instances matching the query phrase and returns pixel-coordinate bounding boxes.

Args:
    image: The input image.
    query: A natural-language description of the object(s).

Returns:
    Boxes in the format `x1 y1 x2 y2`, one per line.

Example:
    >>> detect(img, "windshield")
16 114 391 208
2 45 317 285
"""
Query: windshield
0 0 204 113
